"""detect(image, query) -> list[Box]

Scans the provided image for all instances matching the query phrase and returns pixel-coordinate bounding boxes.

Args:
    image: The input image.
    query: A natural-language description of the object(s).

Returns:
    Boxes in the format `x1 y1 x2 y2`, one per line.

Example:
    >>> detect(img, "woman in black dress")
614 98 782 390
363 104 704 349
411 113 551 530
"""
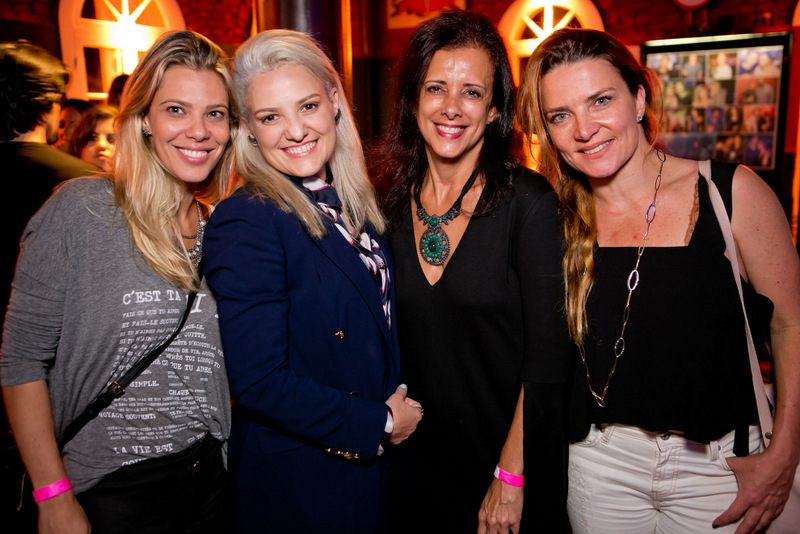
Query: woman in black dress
372 10 572 534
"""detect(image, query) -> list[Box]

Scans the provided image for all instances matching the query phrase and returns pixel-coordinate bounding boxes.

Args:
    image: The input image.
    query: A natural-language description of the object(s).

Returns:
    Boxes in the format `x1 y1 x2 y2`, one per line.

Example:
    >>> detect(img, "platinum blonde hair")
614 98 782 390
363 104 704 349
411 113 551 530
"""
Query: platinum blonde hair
233 29 385 237
115 30 237 290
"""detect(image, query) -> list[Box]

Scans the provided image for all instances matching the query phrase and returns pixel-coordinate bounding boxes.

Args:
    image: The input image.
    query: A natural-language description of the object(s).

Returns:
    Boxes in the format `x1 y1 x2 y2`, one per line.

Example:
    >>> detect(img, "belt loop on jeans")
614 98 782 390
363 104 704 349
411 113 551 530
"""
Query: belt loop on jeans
596 424 614 444
708 438 720 461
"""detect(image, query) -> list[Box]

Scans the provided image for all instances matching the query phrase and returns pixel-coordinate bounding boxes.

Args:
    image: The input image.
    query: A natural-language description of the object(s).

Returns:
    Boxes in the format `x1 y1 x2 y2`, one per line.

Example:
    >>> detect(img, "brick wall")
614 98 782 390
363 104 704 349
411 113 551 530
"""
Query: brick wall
0 0 58 22
366 0 798 57
3 0 796 52
0 0 251 47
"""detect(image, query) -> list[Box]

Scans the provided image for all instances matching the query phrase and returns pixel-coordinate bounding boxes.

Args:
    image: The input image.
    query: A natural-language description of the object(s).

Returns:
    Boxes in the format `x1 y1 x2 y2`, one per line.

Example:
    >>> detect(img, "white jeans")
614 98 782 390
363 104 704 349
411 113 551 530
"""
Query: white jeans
567 423 761 533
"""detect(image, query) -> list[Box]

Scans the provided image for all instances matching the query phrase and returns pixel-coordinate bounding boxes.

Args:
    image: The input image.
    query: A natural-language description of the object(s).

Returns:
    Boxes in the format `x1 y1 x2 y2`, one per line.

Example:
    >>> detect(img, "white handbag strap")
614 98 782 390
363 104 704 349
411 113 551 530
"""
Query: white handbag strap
699 159 773 451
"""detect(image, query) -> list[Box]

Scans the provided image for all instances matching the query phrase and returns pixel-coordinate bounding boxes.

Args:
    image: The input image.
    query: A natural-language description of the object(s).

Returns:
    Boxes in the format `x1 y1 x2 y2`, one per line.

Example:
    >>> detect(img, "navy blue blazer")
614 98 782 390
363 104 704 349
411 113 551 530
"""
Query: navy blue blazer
204 185 402 533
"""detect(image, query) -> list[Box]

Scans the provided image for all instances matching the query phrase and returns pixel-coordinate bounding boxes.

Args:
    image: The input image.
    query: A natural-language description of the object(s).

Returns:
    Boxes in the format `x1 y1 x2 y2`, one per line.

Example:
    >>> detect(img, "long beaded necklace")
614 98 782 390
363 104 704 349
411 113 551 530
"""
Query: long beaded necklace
413 166 480 266
182 201 205 269
580 149 667 408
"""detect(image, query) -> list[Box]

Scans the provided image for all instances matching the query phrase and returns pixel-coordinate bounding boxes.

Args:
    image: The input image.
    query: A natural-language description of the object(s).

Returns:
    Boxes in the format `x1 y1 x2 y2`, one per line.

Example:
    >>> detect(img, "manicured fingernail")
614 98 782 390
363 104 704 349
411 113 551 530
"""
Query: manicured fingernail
399 383 407 389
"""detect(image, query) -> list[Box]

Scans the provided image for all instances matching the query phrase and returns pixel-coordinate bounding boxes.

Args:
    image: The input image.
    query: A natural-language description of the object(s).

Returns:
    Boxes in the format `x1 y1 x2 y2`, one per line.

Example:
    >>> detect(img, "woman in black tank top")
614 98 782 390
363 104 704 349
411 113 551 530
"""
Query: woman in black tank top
518 28 800 534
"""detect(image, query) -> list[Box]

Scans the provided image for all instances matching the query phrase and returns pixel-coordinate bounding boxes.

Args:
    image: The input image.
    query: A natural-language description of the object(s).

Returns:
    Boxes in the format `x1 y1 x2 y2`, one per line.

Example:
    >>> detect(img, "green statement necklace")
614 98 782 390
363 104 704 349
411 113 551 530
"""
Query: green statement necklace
413 166 480 266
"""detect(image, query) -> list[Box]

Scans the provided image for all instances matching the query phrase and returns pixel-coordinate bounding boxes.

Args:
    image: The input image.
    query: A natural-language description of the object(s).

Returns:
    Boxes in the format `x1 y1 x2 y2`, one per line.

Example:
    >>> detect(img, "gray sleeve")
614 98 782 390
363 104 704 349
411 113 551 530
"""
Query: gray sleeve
0 183 75 386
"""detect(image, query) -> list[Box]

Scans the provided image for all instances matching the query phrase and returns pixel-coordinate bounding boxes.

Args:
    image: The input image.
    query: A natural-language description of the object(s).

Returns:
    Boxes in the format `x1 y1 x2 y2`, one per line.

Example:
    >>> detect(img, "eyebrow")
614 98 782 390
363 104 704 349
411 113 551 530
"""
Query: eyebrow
252 93 322 115
544 87 616 115
423 79 488 90
158 99 190 108
158 99 228 110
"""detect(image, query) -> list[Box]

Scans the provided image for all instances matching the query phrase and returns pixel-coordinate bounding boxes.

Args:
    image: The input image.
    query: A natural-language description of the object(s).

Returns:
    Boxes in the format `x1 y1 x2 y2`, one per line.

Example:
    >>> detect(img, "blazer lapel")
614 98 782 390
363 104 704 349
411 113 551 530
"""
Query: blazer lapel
309 222 393 348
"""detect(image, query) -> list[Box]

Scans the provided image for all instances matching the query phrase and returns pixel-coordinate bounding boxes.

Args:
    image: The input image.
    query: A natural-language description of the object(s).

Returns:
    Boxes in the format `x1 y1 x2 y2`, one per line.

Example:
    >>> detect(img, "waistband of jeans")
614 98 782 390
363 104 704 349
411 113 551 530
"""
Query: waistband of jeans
595 423 689 442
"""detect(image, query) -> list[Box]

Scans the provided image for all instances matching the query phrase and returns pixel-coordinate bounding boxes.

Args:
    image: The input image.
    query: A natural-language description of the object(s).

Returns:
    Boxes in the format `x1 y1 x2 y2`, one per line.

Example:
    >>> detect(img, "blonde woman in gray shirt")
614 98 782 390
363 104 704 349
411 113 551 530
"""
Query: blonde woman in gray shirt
1 30 236 534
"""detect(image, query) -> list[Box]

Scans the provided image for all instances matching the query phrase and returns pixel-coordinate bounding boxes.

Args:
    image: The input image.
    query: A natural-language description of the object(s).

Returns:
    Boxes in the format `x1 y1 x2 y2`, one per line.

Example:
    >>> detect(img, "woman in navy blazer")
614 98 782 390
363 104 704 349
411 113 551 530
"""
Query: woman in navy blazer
203 30 422 533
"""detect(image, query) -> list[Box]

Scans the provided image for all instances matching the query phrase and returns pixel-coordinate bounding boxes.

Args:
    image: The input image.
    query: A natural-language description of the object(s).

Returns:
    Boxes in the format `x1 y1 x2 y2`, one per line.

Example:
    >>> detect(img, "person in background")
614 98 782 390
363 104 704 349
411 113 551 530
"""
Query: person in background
372 10 572 533
202 29 421 533
754 79 775 104
106 73 129 108
68 104 117 172
2 30 236 533
518 27 800 534
54 98 92 152
712 52 735 80
0 38 97 534
681 53 703 85
709 80 727 106
0 42 96 330
753 52 780 78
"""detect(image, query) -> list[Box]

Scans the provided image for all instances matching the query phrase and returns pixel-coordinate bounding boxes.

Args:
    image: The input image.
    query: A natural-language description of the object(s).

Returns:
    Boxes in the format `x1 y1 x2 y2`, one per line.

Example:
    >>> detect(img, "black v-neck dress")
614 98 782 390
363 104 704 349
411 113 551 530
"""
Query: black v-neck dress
387 168 573 532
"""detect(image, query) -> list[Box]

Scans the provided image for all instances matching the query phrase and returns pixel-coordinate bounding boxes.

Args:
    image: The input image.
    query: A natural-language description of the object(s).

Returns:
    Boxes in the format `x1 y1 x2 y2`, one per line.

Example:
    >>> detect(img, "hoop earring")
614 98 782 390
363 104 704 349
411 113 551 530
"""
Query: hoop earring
334 108 341 124
248 136 259 146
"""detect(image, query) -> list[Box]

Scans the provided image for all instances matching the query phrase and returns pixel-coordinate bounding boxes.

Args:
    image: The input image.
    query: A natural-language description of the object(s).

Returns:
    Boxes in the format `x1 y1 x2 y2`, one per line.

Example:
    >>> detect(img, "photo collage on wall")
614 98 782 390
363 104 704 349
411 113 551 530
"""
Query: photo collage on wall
646 45 782 170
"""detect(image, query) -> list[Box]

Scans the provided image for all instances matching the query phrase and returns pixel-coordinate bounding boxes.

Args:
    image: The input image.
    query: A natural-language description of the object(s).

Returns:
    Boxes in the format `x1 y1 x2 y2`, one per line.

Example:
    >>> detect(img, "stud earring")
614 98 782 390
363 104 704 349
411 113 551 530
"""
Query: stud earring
637 115 643 123
248 136 258 146
142 128 152 138
334 108 341 124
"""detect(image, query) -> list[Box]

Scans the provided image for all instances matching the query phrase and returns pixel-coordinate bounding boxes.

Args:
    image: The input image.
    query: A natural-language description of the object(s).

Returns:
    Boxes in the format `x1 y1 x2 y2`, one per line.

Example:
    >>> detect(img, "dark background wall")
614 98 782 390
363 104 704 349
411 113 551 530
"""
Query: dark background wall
2 0 798 216
3 0 796 64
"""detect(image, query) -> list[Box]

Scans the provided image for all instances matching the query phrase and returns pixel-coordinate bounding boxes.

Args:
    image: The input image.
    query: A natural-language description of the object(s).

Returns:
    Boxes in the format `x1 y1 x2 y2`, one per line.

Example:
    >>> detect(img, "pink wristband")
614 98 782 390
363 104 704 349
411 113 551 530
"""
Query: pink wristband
494 466 524 487
32 477 71 503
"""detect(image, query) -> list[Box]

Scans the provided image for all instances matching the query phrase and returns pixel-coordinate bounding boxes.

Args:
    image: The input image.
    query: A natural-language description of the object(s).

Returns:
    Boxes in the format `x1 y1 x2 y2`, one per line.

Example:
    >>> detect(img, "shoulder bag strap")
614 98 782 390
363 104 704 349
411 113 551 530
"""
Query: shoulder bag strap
60 291 197 449
699 160 773 451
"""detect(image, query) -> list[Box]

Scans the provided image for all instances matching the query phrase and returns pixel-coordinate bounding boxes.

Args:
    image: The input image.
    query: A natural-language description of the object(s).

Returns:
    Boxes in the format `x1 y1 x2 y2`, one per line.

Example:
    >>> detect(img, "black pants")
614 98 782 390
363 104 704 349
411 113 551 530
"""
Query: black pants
78 435 231 534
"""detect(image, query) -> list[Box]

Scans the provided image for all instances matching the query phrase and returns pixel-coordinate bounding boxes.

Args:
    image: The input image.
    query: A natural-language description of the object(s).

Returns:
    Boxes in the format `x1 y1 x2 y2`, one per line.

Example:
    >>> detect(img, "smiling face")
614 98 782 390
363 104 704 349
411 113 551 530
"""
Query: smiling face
244 64 338 180
541 59 646 180
416 47 497 166
142 65 230 187
80 118 115 171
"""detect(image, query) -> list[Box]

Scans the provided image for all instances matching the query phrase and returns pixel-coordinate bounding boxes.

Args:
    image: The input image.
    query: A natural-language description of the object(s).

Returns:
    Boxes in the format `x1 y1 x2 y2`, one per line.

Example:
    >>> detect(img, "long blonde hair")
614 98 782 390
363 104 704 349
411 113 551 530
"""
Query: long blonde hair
114 30 238 290
517 28 661 347
232 29 385 238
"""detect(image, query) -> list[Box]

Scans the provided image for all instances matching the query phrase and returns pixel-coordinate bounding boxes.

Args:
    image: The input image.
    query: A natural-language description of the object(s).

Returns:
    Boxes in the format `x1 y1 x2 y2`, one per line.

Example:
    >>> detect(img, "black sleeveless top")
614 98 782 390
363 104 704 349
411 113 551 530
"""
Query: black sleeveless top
570 163 771 454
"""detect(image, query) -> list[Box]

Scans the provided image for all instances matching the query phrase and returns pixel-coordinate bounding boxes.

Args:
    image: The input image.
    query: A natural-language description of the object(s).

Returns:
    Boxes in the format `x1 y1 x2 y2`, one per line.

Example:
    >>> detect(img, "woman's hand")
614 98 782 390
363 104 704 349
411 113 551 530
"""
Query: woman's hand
713 449 797 533
4 382 91 533
478 477 523 534
385 385 422 445
37 491 92 533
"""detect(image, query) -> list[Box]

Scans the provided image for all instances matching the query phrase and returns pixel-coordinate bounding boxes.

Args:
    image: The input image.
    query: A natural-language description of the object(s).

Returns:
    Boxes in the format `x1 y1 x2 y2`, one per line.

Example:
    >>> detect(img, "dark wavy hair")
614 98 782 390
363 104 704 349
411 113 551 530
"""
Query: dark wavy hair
68 104 118 162
370 9 518 224
0 41 69 141
106 73 129 108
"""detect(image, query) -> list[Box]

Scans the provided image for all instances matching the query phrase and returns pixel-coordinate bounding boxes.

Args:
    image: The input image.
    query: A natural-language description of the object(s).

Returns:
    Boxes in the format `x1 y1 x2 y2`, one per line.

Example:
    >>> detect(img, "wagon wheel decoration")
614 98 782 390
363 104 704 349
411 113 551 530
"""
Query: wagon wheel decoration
498 0 605 84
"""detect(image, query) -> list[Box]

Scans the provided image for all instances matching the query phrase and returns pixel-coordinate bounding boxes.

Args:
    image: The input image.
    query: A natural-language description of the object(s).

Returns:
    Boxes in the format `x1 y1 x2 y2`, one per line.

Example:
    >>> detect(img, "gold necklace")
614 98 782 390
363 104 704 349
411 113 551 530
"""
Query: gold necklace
580 149 667 408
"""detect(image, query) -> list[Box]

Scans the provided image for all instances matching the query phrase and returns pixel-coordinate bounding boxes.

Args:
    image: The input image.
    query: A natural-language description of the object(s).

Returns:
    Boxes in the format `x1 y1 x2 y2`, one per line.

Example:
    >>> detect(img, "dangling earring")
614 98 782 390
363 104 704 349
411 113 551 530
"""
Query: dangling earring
334 108 341 125
248 136 258 146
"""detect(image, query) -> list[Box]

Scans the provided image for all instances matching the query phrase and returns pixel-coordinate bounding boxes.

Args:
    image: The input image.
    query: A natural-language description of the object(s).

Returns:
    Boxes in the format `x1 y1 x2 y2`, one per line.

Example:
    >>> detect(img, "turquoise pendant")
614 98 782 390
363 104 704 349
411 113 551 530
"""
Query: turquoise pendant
419 225 450 266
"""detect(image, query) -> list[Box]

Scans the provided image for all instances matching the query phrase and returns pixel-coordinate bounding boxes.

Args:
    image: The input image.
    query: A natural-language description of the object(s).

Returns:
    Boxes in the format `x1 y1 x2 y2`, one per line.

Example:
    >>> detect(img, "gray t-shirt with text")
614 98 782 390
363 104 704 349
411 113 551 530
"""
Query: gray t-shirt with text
1 178 231 493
